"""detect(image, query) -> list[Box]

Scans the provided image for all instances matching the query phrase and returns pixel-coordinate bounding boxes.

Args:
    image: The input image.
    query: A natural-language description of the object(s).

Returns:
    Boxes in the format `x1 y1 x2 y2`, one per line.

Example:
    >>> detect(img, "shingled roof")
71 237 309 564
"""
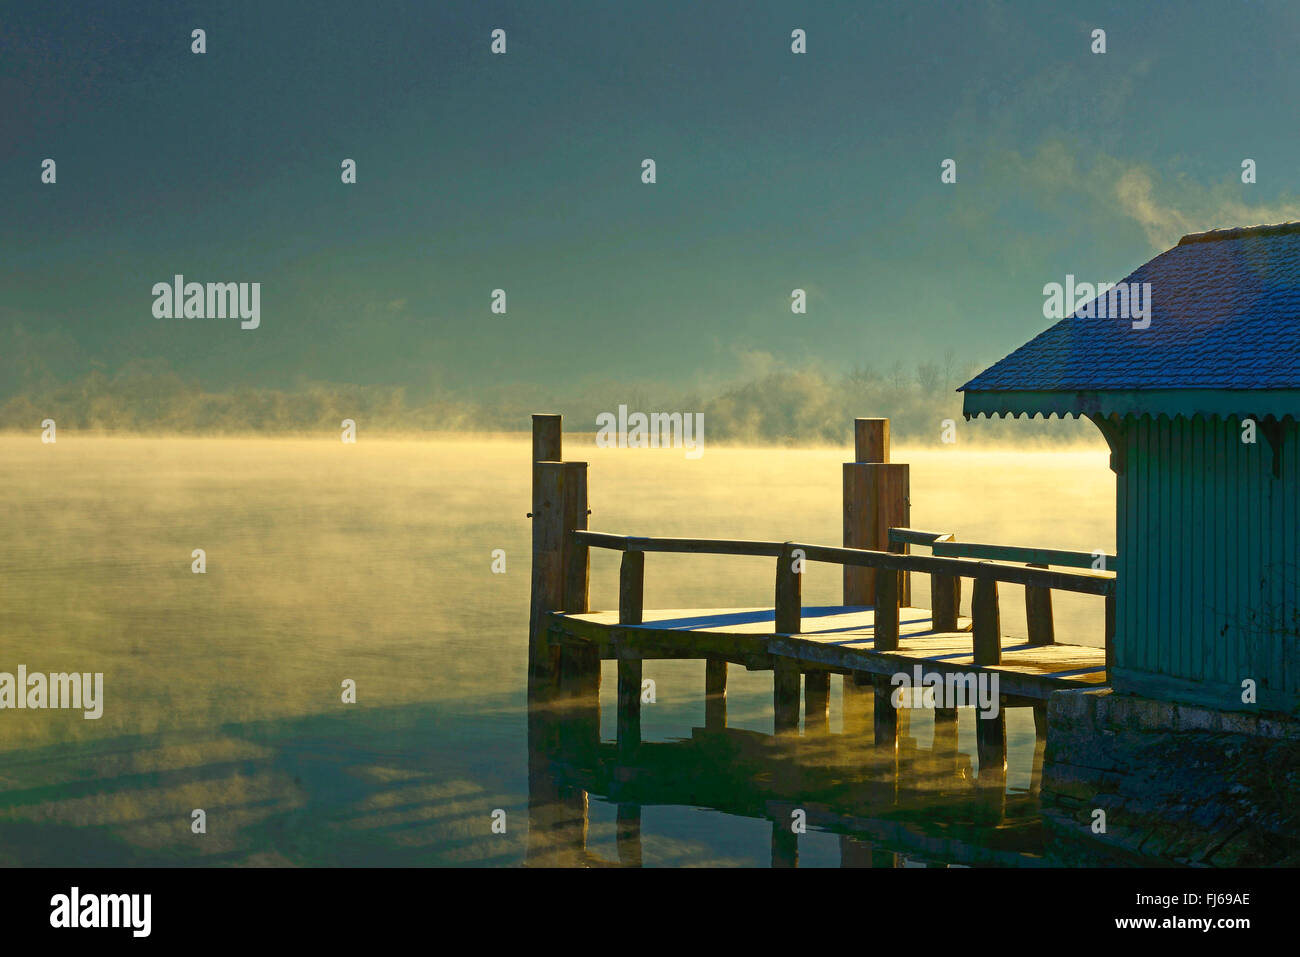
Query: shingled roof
961 222 1300 420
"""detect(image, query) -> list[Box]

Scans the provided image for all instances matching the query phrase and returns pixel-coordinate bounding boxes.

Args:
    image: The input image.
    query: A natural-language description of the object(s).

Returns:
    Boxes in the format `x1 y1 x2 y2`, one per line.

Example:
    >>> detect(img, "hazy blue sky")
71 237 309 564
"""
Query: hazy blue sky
4 0 1300 401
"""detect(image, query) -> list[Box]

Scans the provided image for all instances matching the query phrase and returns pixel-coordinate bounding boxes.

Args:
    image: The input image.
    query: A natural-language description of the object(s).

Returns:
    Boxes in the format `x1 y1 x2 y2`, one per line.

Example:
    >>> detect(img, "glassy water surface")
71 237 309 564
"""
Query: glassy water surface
0 435 1114 866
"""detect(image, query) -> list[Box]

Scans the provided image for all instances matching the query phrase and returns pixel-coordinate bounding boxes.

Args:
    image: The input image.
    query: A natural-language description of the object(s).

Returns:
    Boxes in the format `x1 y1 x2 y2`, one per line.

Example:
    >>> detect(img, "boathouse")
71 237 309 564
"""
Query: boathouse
961 222 1300 714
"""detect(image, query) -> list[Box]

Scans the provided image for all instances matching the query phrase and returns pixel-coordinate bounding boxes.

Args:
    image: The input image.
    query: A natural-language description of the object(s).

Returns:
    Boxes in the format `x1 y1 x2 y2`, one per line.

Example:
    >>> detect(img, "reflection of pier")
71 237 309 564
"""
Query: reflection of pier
525 698 1050 867
525 412 1117 867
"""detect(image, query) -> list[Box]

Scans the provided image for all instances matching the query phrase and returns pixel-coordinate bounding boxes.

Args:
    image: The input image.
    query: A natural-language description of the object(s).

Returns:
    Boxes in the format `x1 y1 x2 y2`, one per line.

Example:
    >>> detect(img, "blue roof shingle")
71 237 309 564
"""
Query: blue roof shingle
960 223 1300 394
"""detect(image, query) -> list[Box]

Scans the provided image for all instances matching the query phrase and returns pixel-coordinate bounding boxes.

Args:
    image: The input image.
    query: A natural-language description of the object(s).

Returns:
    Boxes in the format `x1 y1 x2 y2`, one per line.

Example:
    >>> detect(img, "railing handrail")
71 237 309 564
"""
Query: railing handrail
888 527 1116 570
887 527 954 546
572 530 1115 596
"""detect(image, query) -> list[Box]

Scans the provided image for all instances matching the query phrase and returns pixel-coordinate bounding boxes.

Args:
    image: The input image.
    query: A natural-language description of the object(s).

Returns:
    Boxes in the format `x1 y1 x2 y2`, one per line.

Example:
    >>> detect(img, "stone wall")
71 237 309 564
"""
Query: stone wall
1041 688 1300 866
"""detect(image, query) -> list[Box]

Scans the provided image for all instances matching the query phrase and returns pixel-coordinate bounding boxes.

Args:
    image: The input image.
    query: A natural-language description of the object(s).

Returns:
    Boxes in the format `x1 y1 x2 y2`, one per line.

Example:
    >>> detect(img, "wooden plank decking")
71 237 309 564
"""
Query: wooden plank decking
550 604 1107 699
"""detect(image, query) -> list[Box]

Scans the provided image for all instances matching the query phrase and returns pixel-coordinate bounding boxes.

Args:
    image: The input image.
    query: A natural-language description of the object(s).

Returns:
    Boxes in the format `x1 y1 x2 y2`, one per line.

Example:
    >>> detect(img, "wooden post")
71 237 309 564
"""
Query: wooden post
773 659 801 734
804 671 830 733
855 417 890 465
617 551 644 757
556 462 594 690
528 414 564 690
874 565 900 651
775 543 802 634
931 535 961 632
973 575 1006 790
560 463 589 616
971 577 1001 666
843 419 910 606
529 461 568 688
705 659 727 731
532 413 562 478
1024 564 1055 646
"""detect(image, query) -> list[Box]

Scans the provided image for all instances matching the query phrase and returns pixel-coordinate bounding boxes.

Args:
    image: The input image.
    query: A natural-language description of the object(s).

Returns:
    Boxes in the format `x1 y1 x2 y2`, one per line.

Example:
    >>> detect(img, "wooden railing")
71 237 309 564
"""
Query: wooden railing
571 530 1117 672
888 527 1117 658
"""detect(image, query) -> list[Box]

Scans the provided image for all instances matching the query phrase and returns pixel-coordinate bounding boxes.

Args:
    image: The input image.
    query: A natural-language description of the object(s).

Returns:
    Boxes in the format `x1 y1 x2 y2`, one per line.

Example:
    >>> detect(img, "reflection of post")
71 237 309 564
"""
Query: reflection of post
840 835 872 867
705 659 727 730
616 804 642 868
550 463 598 761
932 704 960 774
842 671 872 736
773 659 801 734
804 671 830 733
1030 707 1047 796
772 818 798 868
872 674 897 746
525 699 590 867
975 706 1006 787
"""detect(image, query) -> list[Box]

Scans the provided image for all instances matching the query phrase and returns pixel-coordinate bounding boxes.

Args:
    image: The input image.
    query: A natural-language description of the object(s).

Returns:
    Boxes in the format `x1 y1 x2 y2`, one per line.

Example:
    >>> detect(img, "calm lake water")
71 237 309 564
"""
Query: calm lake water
0 434 1114 866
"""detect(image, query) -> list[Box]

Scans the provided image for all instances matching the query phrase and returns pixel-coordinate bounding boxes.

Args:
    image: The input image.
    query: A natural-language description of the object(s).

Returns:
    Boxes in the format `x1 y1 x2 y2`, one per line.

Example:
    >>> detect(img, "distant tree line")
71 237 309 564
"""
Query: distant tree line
0 355 1095 446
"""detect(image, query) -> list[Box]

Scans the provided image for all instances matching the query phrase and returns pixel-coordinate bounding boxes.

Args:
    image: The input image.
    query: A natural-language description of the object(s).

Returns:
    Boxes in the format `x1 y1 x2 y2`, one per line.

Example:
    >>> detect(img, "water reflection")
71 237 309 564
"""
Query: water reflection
524 668 1067 868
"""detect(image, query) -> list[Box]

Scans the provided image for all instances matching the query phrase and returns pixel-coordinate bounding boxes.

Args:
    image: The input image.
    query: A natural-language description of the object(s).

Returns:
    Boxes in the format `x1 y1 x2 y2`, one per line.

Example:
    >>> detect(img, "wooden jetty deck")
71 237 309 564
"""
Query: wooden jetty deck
555 604 1107 700
527 413 1117 766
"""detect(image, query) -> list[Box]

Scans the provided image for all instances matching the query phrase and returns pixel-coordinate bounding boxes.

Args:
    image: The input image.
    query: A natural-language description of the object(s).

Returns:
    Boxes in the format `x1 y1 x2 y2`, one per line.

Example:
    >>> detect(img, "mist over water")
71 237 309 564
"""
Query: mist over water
0 434 1113 865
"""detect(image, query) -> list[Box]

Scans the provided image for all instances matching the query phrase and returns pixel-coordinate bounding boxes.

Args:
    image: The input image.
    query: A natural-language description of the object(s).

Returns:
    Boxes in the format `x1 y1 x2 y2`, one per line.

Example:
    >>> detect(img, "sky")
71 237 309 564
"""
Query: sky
4 0 1300 403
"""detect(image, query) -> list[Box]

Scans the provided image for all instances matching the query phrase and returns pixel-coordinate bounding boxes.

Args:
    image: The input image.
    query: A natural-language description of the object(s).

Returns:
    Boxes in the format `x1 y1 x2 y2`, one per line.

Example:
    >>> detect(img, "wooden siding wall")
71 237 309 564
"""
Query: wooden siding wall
1114 415 1300 711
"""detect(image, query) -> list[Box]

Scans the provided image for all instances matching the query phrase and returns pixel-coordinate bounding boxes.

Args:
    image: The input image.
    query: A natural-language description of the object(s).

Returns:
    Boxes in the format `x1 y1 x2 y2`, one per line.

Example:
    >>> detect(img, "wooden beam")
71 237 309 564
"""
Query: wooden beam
576 531 1117 595
932 539 1116 571
888 527 953 547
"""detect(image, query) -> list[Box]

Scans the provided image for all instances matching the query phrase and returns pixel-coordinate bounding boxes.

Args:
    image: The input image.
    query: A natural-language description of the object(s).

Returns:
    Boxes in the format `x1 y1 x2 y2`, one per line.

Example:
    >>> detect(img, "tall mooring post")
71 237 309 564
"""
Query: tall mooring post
529 414 593 699
843 418 910 604
843 418 910 738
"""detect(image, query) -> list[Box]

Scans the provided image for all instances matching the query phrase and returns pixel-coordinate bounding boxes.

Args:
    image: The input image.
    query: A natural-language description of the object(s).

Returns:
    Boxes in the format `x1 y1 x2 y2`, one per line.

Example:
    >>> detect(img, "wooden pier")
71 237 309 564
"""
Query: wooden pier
527 413 1117 771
